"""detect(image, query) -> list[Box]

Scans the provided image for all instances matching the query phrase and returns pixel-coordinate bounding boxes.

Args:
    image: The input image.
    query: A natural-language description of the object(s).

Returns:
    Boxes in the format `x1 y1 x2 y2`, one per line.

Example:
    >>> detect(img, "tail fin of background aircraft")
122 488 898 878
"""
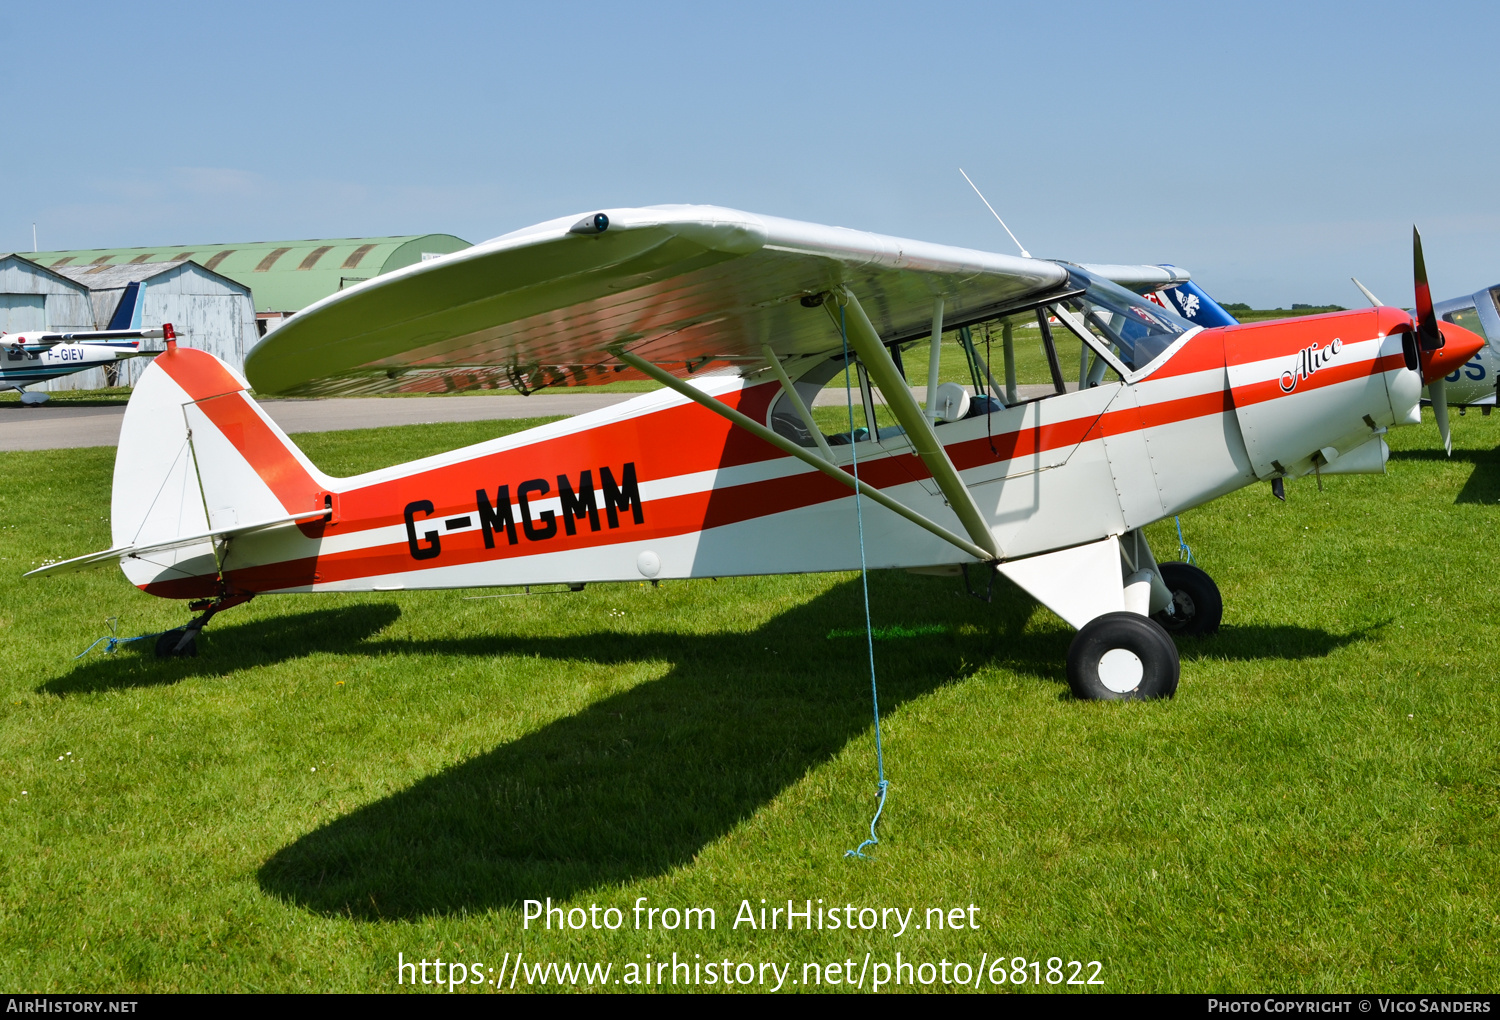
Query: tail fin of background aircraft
110 344 334 592
1152 272 1240 327
106 282 142 330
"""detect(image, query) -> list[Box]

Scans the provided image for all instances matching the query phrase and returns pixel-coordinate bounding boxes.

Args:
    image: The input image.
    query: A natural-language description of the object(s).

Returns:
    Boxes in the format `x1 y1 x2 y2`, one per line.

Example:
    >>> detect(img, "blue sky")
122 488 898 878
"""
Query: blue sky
5 1 1498 306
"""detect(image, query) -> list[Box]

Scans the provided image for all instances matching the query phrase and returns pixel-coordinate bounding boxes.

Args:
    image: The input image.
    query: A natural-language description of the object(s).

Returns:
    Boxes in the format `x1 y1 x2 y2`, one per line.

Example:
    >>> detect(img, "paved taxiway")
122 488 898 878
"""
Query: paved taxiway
0 392 641 452
0 384 1051 453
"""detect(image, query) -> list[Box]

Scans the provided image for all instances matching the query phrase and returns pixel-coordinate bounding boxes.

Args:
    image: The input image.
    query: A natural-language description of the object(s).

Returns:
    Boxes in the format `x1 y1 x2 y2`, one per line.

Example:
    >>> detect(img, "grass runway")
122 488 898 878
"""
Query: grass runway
1 411 1498 992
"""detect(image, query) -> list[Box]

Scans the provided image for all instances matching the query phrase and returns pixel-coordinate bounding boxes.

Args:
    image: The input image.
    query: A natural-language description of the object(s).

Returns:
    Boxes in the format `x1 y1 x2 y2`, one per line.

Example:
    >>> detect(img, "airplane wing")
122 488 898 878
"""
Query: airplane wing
23 508 329 579
1078 263 1192 293
244 205 1078 397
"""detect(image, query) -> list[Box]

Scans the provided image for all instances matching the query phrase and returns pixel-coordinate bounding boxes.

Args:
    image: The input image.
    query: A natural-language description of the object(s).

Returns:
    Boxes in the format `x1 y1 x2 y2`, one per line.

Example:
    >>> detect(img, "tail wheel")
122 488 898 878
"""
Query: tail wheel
1066 612 1179 701
1152 562 1223 638
155 628 198 659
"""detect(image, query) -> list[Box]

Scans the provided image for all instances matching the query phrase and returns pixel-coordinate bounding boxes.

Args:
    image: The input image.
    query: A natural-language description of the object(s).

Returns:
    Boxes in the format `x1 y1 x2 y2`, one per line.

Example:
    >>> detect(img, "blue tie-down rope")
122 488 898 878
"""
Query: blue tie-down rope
74 617 162 659
1174 516 1195 565
836 302 890 860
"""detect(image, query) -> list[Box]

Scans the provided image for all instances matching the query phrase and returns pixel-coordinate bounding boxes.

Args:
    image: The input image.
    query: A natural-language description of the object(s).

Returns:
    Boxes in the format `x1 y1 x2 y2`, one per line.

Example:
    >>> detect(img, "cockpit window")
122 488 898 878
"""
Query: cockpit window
1057 273 1194 372
1448 301 1490 342
768 355 905 447
764 268 1188 450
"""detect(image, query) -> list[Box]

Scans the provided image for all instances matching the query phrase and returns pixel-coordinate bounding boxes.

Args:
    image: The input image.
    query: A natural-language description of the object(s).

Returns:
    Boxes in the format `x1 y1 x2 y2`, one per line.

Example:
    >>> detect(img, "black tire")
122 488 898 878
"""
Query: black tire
1152 562 1222 638
1066 611 1179 701
155 629 198 659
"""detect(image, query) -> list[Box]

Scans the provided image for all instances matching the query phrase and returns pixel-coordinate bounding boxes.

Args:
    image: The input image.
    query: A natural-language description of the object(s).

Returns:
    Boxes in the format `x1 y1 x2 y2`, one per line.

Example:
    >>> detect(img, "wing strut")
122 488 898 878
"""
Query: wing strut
830 288 1003 560
924 298 944 421
612 348 994 563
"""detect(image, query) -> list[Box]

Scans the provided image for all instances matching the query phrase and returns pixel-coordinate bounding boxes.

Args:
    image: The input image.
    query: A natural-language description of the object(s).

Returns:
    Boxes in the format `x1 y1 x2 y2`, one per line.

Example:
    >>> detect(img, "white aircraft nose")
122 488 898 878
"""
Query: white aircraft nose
1384 334 1423 426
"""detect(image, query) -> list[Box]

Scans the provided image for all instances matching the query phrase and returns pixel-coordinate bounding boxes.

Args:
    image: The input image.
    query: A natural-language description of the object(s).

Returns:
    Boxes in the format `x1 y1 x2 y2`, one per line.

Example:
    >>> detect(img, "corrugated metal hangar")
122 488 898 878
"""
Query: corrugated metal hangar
6 232 471 391
29 234 470 334
51 261 257 389
0 254 257 391
0 254 94 335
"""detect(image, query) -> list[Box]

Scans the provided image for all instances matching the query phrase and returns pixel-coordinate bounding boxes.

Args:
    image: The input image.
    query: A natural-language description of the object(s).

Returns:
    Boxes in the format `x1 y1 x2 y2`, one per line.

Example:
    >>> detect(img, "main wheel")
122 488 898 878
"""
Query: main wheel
155 628 198 659
1152 562 1222 638
1066 612 1179 701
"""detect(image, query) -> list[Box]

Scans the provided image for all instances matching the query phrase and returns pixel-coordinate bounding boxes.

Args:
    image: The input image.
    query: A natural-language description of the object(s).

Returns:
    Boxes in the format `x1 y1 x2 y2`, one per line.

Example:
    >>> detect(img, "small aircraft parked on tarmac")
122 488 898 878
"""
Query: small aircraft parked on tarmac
0 326 168 404
27 208 1481 701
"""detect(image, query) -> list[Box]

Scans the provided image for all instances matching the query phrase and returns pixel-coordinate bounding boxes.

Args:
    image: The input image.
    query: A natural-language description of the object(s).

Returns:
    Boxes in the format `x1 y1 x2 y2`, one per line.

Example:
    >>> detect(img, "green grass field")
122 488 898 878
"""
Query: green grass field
2 410 1498 993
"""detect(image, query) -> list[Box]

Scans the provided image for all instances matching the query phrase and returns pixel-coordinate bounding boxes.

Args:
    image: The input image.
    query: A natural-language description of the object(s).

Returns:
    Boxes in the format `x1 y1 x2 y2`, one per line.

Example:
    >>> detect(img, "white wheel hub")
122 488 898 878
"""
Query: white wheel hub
1098 647 1144 693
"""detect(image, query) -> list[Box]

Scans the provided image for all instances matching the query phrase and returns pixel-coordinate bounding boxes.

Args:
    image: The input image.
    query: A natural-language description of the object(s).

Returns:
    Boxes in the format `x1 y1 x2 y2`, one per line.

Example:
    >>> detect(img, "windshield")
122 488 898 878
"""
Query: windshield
1443 302 1487 342
1059 271 1195 372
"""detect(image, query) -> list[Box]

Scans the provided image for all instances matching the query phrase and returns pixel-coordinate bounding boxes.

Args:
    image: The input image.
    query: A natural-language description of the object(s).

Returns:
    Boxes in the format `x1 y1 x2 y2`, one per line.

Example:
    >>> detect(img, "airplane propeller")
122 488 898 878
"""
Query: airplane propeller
1412 227 1452 455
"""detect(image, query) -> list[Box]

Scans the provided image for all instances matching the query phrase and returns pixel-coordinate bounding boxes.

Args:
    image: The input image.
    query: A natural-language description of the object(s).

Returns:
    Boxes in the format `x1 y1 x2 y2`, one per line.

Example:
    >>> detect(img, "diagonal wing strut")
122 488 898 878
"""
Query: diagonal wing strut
830 287 1003 560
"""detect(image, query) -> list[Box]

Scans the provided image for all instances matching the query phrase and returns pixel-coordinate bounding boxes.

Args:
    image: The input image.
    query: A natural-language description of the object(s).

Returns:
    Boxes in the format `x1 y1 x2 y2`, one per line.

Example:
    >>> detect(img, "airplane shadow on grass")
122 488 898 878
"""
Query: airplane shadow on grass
1389 444 1500 504
37 603 403 696
255 572 1366 920
1175 623 1374 663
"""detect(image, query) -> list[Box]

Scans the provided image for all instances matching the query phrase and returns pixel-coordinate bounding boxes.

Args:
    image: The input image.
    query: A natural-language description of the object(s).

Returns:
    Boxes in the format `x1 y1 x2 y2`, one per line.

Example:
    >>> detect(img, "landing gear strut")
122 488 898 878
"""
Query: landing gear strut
154 594 253 659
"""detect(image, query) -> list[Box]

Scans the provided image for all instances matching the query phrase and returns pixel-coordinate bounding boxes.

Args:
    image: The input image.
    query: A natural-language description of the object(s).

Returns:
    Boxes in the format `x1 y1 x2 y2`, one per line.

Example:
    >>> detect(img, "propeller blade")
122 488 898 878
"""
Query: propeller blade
1409 227 1479 455
1429 375 1453 456
1413 227 1444 352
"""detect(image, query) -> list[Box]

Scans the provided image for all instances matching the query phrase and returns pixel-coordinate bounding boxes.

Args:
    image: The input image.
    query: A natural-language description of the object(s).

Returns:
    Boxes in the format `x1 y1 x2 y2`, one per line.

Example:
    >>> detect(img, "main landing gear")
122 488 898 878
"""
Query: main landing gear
154 594 253 659
1064 562 1223 701
1067 612 1180 700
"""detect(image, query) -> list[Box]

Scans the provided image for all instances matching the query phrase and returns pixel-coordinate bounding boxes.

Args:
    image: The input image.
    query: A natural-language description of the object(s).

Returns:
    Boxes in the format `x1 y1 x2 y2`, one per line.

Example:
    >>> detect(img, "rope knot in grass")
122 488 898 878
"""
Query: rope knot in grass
73 617 163 659
845 779 890 859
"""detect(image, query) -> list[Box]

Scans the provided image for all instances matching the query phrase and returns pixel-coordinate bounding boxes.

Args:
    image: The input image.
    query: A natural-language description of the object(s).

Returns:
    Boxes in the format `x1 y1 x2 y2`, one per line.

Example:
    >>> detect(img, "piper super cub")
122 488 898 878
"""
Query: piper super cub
27 208 1481 700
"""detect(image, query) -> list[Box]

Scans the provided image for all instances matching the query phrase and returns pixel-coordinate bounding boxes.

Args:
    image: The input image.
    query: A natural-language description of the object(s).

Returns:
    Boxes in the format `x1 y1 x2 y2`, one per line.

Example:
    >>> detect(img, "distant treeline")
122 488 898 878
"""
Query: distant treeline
1220 302 1348 322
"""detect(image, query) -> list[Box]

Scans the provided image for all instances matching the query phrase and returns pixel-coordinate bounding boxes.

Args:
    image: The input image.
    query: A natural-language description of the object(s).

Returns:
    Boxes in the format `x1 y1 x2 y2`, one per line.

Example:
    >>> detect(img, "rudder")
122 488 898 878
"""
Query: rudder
113 345 332 597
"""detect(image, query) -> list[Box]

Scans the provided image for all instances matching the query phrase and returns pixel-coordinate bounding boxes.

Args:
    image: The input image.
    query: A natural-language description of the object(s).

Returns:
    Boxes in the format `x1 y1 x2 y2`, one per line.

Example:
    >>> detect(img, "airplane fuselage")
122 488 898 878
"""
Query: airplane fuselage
0 335 145 391
114 306 1444 603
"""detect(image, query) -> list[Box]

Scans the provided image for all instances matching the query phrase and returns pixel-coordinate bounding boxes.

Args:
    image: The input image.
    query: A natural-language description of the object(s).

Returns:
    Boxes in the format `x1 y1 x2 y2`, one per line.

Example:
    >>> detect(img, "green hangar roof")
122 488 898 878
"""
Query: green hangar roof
26 234 471 314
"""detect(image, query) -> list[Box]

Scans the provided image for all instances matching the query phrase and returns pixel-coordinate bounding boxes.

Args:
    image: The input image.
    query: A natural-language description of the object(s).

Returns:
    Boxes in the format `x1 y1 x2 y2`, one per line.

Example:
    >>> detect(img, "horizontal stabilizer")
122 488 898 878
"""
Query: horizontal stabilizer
25 508 328 579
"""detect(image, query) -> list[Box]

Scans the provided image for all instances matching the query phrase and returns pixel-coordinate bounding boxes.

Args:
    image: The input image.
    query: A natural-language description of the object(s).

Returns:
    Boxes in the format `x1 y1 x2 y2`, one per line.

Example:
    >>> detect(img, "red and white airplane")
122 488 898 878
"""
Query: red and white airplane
27 208 1481 700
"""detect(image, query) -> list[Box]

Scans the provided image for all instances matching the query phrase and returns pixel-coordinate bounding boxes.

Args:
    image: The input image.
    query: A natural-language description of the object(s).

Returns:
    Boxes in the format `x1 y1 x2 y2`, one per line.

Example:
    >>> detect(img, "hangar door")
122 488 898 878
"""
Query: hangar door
0 295 45 333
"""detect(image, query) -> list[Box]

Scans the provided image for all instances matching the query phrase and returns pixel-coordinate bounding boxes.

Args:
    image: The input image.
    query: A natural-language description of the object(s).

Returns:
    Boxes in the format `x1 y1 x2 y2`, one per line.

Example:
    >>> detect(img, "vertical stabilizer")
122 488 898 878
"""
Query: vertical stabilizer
112 346 332 596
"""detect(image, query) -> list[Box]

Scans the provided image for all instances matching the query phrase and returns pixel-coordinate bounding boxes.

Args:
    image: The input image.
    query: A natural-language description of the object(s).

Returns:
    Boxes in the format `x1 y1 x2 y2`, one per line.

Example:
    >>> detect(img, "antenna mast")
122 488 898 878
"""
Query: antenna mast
959 168 1030 258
